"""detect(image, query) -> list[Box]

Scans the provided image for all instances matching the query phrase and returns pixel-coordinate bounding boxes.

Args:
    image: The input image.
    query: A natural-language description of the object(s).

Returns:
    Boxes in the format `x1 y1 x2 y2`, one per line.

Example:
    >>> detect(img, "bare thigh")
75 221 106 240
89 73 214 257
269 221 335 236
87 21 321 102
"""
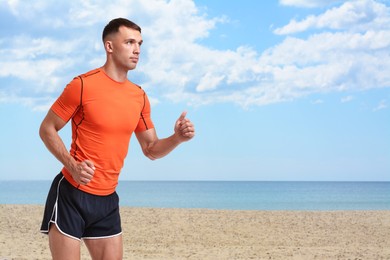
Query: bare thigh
84 234 123 260
49 224 81 260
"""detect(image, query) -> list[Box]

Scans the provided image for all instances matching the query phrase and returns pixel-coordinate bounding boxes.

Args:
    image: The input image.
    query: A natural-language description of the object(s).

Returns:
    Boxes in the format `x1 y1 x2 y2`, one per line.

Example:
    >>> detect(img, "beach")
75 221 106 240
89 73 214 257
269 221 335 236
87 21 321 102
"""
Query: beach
1 205 389 259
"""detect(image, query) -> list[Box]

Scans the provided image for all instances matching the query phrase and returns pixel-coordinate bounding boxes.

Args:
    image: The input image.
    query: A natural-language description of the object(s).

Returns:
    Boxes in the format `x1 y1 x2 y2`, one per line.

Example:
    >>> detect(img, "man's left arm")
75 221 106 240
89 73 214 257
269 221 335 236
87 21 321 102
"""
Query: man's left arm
135 111 195 160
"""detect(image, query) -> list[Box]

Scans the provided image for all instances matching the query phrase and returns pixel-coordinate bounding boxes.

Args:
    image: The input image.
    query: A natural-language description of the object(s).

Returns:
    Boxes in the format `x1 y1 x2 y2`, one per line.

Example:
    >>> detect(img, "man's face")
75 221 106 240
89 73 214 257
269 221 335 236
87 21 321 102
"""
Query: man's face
108 26 143 71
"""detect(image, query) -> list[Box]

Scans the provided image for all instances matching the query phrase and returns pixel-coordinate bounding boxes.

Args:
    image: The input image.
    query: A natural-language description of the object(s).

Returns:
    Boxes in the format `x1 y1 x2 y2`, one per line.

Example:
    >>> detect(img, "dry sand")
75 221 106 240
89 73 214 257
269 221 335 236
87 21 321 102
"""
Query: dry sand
1 204 389 259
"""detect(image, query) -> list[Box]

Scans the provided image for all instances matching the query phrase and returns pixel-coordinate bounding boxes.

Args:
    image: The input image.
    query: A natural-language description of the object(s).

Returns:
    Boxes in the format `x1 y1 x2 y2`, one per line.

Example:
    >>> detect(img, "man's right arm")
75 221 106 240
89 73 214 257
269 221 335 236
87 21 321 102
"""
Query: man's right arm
39 110 95 185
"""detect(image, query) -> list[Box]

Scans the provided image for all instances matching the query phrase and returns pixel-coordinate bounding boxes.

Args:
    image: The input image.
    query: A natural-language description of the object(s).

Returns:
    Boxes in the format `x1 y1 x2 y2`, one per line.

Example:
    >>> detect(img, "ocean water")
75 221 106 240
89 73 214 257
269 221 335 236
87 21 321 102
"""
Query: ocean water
0 181 389 210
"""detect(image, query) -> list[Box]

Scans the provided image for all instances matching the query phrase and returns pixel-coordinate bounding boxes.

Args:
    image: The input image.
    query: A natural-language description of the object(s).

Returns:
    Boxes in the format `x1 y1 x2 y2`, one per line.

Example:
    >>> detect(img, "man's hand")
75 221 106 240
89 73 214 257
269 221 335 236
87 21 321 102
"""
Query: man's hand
69 160 96 185
174 111 195 142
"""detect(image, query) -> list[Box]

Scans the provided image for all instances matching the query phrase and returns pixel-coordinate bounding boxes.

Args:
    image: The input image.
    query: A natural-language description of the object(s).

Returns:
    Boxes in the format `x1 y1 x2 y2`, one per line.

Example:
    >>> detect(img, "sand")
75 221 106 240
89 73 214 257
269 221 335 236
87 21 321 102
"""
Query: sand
0 205 389 259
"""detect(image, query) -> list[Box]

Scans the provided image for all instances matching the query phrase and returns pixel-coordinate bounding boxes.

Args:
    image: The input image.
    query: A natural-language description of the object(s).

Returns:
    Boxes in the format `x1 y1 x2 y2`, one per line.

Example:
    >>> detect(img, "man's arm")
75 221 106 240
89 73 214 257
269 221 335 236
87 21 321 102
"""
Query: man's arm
135 111 195 160
39 110 95 185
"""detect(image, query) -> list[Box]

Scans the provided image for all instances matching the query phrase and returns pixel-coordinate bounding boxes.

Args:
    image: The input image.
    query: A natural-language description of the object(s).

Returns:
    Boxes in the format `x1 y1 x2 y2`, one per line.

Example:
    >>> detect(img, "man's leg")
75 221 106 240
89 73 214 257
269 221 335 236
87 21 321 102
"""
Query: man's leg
49 225 81 260
84 234 123 260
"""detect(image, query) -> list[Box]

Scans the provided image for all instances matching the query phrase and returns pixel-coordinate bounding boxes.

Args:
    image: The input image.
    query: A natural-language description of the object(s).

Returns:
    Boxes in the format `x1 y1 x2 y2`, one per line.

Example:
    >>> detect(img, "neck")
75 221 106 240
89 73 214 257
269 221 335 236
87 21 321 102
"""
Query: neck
101 63 128 82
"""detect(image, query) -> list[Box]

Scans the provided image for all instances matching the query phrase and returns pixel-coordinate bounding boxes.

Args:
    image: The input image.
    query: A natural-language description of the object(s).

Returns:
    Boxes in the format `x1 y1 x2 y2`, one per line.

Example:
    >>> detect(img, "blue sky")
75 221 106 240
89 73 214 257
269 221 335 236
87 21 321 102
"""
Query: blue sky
0 0 389 181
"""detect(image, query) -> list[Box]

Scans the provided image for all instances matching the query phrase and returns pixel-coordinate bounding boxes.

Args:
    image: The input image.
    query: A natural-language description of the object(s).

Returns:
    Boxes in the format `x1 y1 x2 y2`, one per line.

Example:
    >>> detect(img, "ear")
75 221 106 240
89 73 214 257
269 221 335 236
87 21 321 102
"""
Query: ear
104 40 114 53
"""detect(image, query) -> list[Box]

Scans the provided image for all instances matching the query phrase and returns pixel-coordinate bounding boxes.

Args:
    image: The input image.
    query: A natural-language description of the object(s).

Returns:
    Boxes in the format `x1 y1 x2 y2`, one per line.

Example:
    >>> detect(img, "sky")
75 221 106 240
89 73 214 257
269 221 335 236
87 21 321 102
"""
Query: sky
0 0 389 181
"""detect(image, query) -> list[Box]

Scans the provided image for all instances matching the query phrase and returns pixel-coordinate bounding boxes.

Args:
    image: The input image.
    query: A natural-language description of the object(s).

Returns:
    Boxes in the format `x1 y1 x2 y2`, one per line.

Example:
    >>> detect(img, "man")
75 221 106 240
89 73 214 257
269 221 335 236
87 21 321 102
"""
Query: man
39 18 195 259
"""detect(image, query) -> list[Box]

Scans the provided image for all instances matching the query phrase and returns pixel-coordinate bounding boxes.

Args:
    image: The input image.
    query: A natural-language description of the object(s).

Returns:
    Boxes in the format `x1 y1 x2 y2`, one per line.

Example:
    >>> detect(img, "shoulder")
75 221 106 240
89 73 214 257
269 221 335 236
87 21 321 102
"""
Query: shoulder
127 80 145 93
78 68 102 81
62 68 101 96
133 82 142 90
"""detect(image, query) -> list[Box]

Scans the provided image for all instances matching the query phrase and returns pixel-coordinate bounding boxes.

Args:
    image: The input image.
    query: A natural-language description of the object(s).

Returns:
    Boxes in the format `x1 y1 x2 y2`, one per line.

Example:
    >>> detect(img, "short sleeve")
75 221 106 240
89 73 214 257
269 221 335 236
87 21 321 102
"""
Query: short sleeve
51 77 82 122
135 92 154 132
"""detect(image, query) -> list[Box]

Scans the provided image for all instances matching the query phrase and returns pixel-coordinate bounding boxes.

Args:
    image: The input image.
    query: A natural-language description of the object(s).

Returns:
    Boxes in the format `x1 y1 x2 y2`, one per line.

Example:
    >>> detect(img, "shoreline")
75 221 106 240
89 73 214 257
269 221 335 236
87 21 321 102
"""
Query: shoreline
1 204 389 259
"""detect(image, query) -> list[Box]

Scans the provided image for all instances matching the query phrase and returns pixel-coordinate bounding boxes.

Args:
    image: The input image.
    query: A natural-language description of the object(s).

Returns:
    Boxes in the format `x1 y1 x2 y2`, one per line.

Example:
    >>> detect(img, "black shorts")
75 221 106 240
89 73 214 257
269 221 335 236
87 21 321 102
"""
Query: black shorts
40 173 121 240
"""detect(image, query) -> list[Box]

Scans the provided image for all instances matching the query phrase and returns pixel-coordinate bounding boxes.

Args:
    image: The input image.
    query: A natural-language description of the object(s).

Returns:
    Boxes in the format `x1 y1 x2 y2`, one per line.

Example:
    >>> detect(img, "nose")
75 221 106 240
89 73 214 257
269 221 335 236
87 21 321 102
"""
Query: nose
133 43 140 54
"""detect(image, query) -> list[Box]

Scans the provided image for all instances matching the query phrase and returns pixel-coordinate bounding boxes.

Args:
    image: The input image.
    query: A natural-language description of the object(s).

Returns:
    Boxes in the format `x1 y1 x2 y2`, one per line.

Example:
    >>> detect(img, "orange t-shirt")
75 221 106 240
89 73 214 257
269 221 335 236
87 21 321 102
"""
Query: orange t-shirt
51 68 154 195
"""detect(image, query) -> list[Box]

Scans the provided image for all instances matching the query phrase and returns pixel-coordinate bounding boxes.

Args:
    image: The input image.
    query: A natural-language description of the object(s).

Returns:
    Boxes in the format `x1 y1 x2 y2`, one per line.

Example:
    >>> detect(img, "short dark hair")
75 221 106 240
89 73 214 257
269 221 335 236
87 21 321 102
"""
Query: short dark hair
102 18 141 42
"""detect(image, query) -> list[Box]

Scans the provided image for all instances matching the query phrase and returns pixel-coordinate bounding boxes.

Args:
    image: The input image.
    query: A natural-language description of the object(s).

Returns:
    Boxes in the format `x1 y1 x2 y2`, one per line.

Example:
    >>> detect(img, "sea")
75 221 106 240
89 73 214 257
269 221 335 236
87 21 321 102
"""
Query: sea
0 181 389 211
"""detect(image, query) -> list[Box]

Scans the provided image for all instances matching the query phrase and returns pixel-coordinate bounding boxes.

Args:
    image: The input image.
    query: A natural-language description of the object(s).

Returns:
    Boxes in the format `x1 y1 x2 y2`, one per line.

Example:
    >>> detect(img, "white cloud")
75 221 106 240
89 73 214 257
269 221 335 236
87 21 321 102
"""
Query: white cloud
275 0 390 34
373 99 388 111
196 73 226 92
0 0 389 110
2 0 48 17
279 0 345 8
341 95 354 103
0 35 90 94
0 90 54 111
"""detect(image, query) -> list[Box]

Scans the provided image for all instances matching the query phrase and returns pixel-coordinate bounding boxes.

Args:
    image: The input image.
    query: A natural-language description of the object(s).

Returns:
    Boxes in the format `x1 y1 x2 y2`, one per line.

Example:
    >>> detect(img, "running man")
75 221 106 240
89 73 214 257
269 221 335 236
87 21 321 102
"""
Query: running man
39 18 195 259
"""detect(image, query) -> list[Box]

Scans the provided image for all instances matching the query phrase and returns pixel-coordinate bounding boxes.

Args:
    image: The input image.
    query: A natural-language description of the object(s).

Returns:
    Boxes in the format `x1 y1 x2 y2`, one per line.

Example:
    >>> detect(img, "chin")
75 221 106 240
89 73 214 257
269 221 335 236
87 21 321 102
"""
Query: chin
128 64 137 71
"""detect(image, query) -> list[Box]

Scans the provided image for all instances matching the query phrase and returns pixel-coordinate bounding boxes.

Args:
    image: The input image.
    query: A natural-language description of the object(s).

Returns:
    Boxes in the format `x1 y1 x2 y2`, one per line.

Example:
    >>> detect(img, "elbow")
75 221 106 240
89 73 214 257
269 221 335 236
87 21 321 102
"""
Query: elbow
39 120 56 144
142 147 158 161
141 141 161 161
39 123 47 142
147 156 157 161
